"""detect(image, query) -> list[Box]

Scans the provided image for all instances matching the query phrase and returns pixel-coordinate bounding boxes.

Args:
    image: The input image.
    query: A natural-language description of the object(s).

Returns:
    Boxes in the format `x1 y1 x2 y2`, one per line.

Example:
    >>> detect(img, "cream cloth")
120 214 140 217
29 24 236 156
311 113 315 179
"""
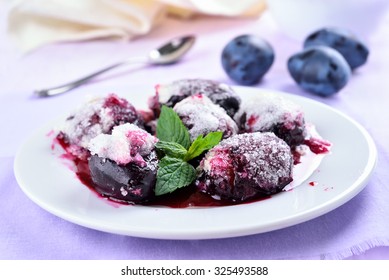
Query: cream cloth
162 0 266 17
7 0 266 52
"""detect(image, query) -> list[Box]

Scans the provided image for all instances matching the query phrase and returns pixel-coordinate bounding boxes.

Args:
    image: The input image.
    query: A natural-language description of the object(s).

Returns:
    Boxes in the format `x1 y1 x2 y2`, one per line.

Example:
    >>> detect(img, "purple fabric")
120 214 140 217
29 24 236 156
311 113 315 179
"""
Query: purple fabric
1 4 389 260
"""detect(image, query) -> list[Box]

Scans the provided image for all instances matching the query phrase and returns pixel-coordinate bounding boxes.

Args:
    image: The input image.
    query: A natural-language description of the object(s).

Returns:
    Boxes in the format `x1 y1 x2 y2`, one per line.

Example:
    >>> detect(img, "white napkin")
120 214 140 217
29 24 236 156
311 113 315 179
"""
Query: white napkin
7 0 266 52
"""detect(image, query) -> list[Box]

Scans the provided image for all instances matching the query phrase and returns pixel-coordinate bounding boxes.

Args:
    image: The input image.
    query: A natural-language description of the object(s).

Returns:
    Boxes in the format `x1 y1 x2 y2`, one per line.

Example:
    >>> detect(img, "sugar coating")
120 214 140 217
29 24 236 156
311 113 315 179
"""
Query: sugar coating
199 132 293 195
59 93 140 150
88 123 158 166
173 94 238 140
60 97 114 149
157 79 236 104
235 92 304 132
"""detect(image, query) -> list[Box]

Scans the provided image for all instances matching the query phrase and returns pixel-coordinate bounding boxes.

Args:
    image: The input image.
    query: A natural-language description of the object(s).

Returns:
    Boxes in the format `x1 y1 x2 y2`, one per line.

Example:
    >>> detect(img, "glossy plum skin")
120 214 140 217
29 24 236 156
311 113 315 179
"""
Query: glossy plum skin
221 35 275 85
288 46 352 96
88 152 158 203
304 27 369 70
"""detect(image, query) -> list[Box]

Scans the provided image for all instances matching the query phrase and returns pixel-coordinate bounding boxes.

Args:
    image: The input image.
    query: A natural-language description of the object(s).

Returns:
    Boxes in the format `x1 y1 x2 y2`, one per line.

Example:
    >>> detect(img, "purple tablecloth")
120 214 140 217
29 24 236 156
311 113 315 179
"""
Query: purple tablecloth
1 4 389 260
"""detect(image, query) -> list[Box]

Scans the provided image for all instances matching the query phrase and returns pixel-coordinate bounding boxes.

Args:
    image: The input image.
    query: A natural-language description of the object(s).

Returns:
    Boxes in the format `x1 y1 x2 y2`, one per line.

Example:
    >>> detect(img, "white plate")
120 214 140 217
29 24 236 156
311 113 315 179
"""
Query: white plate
14 87 377 240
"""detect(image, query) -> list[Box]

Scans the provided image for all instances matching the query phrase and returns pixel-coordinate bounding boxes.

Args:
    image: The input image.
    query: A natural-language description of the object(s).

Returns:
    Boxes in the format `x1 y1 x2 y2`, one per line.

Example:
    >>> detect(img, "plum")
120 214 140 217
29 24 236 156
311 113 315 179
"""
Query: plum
221 35 274 85
57 94 144 160
149 79 241 118
288 46 351 96
304 27 369 70
173 94 238 141
87 123 158 203
234 93 306 148
195 132 293 202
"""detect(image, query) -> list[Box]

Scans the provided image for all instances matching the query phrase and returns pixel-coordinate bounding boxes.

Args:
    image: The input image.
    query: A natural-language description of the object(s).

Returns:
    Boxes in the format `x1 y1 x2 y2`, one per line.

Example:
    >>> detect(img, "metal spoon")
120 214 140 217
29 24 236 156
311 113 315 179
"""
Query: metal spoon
34 35 196 97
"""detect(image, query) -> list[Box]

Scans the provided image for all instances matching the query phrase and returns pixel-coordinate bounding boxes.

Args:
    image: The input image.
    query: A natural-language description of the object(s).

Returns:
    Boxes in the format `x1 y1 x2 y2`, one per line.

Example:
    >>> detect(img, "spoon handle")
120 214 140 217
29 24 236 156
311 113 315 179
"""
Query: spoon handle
34 57 147 97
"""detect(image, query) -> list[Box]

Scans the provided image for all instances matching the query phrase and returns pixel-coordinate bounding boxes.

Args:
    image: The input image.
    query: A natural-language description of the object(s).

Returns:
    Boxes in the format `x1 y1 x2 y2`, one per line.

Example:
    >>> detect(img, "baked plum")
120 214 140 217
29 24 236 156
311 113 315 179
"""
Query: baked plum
148 79 241 118
195 132 293 202
56 94 144 160
173 94 238 141
234 93 306 148
87 123 158 203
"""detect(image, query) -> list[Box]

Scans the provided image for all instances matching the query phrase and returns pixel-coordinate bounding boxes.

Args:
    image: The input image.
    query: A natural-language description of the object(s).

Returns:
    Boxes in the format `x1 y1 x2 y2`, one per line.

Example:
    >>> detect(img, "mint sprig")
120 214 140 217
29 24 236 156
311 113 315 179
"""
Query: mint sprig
155 106 223 196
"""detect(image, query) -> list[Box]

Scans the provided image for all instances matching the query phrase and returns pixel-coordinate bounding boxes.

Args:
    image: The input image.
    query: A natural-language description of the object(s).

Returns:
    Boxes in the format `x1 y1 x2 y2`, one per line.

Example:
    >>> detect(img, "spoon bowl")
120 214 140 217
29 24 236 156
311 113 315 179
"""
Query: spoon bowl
148 35 195 65
34 35 196 97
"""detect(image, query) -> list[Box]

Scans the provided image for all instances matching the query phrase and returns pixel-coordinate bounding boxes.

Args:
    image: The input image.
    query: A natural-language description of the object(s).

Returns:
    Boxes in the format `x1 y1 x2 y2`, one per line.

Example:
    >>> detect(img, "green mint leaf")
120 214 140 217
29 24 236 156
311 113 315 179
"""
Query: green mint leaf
155 156 196 196
184 131 223 161
156 105 190 149
155 141 187 159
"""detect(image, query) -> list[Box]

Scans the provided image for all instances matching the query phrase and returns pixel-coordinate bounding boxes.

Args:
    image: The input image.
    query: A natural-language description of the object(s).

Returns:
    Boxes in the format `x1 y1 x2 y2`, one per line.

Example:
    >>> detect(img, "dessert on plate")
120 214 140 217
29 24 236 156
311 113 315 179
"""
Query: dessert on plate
53 79 331 206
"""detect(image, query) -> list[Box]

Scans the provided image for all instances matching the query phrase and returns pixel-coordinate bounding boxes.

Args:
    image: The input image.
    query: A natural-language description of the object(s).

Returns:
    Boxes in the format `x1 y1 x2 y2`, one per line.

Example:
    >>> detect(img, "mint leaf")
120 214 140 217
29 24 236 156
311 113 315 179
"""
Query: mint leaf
155 141 187 159
155 156 196 196
156 105 190 149
184 131 223 161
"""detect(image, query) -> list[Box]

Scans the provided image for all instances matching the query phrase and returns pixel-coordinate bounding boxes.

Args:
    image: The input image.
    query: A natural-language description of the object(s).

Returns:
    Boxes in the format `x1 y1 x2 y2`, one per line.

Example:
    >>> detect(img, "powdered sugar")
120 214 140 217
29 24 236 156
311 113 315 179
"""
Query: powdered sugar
173 94 238 140
88 123 158 166
235 92 304 132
